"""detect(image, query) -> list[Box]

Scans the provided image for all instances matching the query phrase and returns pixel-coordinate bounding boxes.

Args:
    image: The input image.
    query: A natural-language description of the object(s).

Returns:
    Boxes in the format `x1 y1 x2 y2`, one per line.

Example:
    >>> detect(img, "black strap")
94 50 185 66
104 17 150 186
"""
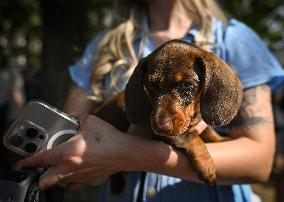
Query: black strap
24 176 39 202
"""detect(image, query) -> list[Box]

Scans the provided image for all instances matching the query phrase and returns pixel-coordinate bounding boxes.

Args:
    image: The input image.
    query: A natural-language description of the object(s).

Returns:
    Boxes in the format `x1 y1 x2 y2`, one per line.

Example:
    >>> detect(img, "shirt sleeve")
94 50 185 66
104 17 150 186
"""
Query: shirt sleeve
224 19 284 91
69 32 104 94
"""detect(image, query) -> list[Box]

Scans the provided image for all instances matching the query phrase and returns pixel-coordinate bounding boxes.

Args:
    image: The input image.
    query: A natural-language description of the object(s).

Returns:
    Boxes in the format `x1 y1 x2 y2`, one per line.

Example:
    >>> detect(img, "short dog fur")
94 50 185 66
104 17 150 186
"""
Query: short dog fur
95 39 243 193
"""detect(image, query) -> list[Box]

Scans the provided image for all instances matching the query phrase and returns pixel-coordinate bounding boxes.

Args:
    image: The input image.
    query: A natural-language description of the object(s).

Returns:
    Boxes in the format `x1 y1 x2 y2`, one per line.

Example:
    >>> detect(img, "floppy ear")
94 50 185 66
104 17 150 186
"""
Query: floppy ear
197 54 243 127
125 58 152 124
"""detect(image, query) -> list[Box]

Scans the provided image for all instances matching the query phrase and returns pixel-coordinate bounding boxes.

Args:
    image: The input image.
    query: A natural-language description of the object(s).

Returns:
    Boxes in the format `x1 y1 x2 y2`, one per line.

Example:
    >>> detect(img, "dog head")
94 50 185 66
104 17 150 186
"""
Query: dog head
125 40 243 137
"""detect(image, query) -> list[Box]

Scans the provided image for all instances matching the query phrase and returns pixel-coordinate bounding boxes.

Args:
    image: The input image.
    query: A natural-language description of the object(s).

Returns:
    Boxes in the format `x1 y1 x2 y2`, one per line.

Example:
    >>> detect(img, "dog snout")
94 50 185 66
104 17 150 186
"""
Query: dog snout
152 117 173 136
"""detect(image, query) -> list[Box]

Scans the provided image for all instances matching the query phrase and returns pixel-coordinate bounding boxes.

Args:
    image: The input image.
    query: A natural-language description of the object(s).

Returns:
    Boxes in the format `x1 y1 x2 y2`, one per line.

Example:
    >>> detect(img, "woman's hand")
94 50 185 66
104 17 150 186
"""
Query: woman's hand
127 120 208 137
16 114 131 191
189 120 208 135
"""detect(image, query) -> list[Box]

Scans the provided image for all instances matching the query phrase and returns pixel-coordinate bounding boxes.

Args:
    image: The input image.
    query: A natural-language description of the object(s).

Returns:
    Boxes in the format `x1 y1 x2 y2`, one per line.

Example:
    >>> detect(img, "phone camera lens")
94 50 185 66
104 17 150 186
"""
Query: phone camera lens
39 134 45 140
9 135 23 147
25 128 38 138
24 143 37 153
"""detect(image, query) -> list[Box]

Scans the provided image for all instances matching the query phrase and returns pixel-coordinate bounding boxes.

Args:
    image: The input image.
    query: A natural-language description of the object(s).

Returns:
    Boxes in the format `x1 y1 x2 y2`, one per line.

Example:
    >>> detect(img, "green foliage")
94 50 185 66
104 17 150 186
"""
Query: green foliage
0 0 42 68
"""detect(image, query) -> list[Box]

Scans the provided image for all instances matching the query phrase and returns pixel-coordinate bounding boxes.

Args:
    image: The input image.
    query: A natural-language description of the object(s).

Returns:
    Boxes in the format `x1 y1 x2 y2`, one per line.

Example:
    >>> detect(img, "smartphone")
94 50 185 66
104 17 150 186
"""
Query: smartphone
3 100 79 157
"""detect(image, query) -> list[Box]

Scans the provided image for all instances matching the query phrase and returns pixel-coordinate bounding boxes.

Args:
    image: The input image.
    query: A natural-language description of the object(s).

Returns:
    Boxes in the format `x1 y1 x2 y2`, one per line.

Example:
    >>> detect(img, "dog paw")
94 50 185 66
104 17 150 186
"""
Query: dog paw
196 162 216 185
189 155 216 185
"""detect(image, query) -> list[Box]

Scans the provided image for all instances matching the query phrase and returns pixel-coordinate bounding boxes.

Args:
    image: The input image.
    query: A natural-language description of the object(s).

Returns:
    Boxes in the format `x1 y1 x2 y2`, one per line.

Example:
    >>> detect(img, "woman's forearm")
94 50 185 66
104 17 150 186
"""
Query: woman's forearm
120 132 273 185
64 85 99 116
207 137 273 184
120 133 196 179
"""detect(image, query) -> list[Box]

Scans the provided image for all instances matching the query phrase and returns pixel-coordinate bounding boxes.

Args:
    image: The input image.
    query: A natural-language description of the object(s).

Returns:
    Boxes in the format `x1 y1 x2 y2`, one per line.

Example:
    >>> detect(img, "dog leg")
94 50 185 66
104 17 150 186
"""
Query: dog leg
183 133 216 185
200 127 231 143
94 91 130 133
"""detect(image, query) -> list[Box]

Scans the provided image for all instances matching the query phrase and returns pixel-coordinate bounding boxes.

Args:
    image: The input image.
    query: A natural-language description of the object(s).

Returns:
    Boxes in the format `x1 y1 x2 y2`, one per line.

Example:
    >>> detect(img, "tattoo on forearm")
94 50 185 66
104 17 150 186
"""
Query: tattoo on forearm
228 84 270 130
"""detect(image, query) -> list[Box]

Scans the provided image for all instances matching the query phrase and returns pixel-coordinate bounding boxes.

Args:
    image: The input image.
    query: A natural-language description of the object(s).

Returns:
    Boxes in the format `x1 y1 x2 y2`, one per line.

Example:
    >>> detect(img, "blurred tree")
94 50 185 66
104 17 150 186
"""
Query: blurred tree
0 0 283 107
37 0 88 107
0 0 42 68
0 0 113 107
37 0 113 107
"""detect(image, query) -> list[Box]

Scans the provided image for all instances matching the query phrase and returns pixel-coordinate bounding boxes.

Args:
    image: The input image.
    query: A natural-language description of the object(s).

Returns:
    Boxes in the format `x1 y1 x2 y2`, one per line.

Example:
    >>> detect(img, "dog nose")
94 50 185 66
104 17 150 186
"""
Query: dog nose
154 120 173 135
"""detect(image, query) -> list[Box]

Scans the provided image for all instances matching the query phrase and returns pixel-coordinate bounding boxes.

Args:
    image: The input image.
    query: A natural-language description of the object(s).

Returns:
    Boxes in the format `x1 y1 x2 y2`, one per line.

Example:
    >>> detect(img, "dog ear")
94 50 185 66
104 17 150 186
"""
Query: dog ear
125 58 152 124
197 54 243 127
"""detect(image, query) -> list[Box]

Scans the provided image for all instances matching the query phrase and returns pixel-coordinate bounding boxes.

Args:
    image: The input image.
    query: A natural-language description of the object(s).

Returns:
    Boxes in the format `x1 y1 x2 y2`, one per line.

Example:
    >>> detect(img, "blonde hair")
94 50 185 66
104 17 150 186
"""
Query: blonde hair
90 0 227 102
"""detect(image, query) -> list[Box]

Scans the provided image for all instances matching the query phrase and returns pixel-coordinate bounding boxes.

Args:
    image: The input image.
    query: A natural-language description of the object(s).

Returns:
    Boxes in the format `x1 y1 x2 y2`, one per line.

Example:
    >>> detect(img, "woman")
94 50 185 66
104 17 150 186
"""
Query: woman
17 0 284 201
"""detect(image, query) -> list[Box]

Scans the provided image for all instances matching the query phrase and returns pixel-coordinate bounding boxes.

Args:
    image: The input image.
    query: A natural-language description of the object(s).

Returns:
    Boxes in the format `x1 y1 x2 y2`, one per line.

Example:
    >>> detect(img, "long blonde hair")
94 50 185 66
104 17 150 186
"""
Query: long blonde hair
90 0 227 102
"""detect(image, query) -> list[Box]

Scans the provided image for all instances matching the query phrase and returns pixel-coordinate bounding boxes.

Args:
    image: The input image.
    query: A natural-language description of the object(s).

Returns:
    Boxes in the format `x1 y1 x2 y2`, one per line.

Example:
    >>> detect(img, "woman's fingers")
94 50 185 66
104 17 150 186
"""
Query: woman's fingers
39 166 107 190
16 146 63 170
16 132 82 170
189 120 208 135
39 165 73 190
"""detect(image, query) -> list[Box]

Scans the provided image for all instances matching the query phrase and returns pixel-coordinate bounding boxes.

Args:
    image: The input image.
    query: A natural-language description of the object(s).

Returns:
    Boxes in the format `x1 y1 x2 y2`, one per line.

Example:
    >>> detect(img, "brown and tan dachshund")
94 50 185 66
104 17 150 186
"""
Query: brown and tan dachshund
95 39 243 193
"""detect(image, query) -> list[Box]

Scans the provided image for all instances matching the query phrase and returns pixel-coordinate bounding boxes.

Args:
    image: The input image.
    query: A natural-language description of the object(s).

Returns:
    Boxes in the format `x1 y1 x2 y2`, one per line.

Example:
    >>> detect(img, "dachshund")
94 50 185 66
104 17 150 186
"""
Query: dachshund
94 39 243 193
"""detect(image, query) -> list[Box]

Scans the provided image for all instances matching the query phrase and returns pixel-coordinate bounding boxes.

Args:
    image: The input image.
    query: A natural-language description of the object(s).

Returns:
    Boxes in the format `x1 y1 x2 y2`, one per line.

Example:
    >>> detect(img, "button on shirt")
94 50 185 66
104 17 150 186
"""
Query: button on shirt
69 17 284 202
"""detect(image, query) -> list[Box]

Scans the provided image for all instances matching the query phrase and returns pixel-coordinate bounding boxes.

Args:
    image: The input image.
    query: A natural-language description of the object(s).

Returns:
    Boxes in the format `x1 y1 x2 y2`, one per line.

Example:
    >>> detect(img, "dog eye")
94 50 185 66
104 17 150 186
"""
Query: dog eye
179 80 194 90
177 80 199 103
146 81 168 95
146 83 165 96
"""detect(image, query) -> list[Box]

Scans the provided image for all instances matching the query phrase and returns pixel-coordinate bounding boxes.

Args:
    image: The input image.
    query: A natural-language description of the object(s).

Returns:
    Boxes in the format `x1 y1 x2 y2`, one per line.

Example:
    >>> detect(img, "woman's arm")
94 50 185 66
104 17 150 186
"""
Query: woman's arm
11 86 25 107
16 84 274 190
64 84 100 116
208 84 275 183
